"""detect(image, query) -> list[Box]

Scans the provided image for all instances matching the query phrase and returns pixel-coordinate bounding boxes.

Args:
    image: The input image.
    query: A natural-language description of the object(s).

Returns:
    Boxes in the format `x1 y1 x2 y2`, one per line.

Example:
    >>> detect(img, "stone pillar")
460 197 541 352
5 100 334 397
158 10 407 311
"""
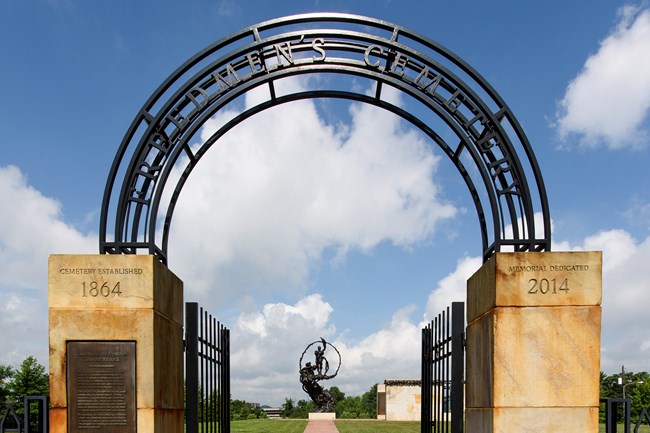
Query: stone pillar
48 254 184 433
465 252 602 433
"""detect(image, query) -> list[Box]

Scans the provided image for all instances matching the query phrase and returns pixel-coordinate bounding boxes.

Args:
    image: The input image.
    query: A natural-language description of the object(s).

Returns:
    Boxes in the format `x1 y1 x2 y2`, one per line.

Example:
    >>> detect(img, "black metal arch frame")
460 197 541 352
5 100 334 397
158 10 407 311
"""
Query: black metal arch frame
100 13 551 264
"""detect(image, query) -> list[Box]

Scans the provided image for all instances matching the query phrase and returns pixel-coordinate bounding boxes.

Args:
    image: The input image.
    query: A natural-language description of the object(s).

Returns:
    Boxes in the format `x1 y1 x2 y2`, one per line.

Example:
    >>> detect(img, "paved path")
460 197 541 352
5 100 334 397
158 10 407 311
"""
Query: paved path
303 420 340 433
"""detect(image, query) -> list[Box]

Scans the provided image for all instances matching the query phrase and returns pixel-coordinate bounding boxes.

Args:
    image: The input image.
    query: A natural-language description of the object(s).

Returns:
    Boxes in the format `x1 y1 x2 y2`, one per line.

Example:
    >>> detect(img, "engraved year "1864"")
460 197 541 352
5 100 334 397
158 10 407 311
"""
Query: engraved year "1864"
81 281 122 297
528 278 569 294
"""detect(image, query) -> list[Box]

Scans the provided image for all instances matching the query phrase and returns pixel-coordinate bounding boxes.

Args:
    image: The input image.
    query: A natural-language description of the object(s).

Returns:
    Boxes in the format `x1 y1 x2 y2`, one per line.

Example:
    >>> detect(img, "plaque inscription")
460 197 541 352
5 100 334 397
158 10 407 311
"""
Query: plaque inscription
67 341 136 433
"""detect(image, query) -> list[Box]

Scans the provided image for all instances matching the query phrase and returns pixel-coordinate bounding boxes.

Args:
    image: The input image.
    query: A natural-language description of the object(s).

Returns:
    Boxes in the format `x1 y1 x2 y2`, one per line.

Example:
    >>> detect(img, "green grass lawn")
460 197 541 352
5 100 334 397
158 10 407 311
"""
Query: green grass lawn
227 419 650 433
231 419 308 433
599 423 650 433
336 421 650 433
230 419 420 433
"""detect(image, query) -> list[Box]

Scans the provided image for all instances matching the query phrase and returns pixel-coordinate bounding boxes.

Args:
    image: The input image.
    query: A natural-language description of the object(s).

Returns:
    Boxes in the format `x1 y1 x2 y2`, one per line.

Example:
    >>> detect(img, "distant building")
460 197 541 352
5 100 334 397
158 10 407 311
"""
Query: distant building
377 379 451 421
377 379 421 421
261 405 282 419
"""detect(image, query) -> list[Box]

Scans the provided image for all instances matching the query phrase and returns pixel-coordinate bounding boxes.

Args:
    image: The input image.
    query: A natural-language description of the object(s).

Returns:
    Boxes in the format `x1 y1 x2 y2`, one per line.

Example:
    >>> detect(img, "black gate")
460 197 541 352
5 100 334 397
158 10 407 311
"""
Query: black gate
0 396 49 433
185 302 231 433
421 302 464 433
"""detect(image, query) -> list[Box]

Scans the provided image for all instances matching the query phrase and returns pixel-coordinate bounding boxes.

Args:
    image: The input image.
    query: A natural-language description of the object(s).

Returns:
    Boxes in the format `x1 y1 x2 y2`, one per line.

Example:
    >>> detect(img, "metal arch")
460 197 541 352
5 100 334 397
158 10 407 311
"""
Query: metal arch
158 88 490 258
145 62 497 255
100 13 551 264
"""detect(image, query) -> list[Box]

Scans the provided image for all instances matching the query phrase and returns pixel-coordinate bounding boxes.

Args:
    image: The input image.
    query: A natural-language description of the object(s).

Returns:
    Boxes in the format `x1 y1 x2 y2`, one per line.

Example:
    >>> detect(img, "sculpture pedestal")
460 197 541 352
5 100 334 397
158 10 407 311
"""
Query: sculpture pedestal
308 412 336 420
48 254 184 433
465 252 602 433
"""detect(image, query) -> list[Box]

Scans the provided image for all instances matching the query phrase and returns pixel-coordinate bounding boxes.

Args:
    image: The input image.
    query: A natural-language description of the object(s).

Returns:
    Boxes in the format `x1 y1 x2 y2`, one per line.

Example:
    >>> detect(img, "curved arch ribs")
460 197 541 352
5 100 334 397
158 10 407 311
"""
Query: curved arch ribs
100 13 551 264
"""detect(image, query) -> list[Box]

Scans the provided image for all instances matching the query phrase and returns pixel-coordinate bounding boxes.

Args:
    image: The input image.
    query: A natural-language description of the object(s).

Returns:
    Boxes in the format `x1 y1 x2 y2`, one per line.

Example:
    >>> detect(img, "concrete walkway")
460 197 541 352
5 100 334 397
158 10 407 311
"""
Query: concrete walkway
303 420 340 433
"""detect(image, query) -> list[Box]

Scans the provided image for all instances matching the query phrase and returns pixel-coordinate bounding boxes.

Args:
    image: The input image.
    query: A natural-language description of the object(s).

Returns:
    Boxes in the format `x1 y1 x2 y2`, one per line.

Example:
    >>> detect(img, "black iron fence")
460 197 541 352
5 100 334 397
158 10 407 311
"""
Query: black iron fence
0 396 49 433
185 302 231 433
421 302 464 433
602 398 631 433
601 398 650 433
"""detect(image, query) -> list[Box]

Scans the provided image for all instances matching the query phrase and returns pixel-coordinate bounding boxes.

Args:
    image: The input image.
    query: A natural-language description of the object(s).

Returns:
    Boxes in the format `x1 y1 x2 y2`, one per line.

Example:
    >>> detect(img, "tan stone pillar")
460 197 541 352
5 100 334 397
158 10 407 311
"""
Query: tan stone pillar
48 255 184 433
465 252 602 433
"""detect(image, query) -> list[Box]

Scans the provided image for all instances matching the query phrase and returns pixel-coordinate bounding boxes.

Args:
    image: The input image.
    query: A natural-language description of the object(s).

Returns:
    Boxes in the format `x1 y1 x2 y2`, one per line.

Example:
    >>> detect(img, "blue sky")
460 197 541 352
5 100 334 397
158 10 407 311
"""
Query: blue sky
1 0 650 405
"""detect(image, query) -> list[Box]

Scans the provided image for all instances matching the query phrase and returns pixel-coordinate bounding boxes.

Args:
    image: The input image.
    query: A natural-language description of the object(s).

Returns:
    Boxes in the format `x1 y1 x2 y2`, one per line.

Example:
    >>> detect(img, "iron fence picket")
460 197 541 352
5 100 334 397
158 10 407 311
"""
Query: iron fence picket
186 302 230 433
421 326 431 433
422 302 464 433
222 326 231 433
0 402 20 433
186 303 200 433
450 302 464 433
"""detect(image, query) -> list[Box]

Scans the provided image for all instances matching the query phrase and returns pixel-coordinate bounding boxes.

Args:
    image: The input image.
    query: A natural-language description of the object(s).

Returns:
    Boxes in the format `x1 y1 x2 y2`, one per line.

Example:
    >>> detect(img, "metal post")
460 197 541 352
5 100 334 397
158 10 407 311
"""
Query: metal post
623 381 644 399
23 396 49 433
421 325 431 433
450 302 464 433
186 302 199 433
223 327 231 432
602 398 631 433
433 317 438 433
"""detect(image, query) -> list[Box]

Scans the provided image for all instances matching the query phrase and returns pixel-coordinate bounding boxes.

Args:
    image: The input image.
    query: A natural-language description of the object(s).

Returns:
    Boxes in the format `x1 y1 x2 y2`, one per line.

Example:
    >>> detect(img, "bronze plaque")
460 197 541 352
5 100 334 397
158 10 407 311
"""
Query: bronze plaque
67 341 136 433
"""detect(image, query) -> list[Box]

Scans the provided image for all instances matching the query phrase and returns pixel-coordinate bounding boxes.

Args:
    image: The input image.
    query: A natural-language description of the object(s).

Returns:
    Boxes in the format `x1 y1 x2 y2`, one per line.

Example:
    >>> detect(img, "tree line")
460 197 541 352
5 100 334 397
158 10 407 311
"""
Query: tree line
0 356 49 417
0 356 49 403
600 370 650 424
230 399 268 420
281 385 377 419
2 355 649 424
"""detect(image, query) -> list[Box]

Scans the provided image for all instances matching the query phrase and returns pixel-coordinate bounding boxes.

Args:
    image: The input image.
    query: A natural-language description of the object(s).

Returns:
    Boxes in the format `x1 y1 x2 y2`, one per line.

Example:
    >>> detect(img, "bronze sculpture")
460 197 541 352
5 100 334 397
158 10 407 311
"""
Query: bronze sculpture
298 338 341 413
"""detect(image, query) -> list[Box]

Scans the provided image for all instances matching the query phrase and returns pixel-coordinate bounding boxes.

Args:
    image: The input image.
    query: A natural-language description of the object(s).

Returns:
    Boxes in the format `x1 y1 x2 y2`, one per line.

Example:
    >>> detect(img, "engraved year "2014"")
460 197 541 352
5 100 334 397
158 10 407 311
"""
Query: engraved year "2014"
528 278 569 294
82 281 122 297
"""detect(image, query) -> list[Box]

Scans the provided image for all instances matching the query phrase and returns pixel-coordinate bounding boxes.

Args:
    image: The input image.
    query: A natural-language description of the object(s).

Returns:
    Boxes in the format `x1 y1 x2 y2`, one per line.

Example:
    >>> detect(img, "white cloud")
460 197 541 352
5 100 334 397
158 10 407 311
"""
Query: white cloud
0 294 46 366
231 294 336 404
623 196 650 230
230 295 422 405
425 256 481 321
183 225 650 404
216 0 238 17
0 166 96 289
555 5 650 149
0 165 96 367
1 162 649 403
166 78 457 304
641 340 650 351
334 305 421 396
161 79 459 403
550 229 650 372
